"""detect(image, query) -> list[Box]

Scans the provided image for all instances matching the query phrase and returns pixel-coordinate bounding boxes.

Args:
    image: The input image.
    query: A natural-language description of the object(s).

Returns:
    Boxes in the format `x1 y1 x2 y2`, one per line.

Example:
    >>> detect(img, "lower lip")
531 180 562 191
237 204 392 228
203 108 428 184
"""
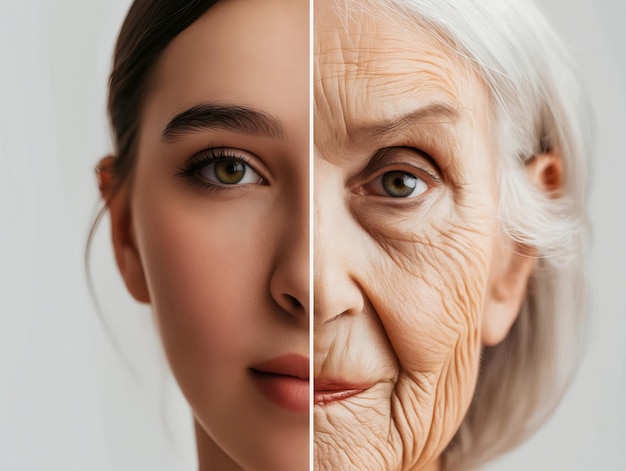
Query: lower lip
314 382 369 405
250 371 309 413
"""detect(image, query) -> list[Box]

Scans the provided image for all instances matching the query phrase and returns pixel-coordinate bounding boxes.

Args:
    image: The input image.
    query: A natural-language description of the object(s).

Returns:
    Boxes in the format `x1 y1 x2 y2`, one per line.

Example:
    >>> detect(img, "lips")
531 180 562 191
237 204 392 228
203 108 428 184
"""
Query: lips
314 378 371 405
250 354 309 413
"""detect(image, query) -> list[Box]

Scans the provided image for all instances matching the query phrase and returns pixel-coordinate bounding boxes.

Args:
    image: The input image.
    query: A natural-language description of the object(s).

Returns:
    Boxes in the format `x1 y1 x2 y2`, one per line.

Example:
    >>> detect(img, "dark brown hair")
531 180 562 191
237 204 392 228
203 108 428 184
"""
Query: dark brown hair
109 0 219 186
86 0 219 361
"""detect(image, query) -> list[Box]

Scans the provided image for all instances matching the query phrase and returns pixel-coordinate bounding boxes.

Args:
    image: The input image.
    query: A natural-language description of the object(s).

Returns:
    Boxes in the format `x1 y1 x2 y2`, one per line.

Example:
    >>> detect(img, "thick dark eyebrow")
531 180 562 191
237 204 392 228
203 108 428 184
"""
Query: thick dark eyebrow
348 103 460 142
161 103 286 142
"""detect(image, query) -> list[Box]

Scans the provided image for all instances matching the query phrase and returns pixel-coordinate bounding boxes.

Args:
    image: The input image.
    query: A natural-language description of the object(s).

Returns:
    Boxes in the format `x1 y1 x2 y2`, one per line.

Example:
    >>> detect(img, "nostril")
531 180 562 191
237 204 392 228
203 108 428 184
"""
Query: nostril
285 294 304 313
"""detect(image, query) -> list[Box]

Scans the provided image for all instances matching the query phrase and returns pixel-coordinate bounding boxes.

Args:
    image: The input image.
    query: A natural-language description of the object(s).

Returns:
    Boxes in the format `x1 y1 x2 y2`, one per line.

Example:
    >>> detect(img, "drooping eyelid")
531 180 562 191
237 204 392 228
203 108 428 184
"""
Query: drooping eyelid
357 147 442 184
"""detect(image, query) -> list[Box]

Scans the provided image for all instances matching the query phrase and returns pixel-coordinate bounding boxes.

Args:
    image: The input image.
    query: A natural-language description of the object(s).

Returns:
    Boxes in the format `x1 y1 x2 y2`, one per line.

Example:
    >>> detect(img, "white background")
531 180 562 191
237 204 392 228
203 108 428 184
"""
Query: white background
0 1 624 470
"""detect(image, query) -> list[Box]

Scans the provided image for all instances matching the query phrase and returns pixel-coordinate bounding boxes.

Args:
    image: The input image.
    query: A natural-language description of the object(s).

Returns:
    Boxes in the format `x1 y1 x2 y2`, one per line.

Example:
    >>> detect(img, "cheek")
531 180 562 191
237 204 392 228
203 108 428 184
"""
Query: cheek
130 181 275 386
363 209 497 461
372 222 491 367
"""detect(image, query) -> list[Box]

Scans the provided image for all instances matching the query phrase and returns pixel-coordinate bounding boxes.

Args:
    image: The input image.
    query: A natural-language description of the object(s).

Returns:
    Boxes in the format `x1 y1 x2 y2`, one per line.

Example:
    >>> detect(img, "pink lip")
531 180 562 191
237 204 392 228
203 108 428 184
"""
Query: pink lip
250 354 309 413
314 379 371 405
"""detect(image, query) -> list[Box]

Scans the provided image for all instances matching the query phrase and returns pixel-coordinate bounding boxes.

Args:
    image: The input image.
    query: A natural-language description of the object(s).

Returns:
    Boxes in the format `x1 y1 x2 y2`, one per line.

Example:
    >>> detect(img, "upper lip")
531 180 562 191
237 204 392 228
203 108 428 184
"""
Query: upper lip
250 353 309 380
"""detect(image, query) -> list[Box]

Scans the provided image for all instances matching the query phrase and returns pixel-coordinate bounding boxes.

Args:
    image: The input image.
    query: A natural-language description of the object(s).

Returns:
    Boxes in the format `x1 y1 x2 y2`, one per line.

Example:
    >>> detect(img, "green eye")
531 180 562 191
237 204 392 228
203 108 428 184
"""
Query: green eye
214 161 246 184
381 171 424 198
198 159 263 186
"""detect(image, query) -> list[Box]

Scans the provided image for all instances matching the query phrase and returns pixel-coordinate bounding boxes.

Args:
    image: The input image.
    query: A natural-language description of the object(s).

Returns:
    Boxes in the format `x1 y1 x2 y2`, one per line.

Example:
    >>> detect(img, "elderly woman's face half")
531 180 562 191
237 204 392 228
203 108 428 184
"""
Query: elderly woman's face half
314 1 536 470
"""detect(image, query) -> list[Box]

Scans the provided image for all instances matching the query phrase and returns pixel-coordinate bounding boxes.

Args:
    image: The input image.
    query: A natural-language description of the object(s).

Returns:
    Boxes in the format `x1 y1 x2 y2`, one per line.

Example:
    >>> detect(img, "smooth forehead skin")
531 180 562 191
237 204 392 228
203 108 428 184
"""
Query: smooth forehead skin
314 1 506 471
144 0 309 148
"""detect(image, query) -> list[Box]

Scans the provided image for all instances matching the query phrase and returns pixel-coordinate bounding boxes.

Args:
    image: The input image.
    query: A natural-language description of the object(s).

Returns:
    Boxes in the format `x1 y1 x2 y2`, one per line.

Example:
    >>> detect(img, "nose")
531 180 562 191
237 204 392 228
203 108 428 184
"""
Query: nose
314 159 364 324
269 190 309 328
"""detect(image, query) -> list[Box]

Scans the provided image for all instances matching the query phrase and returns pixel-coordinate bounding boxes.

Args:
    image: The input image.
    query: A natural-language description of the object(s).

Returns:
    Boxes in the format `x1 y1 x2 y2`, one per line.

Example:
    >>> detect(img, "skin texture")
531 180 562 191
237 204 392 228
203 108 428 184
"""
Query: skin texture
104 0 309 470
313 1 544 470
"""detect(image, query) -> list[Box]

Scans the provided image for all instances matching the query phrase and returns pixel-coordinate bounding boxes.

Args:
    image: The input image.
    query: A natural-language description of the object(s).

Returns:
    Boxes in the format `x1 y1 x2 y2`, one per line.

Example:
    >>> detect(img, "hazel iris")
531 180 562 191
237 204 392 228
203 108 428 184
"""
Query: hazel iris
382 171 419 197
215 160 246 184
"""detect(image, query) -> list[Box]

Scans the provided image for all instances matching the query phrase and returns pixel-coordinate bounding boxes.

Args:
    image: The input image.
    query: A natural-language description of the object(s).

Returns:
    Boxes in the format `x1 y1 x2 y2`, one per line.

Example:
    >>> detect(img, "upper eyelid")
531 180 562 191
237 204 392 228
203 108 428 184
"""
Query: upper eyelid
367 162 441 185
191 147 255 163
187 147 267 175
359 147 442 182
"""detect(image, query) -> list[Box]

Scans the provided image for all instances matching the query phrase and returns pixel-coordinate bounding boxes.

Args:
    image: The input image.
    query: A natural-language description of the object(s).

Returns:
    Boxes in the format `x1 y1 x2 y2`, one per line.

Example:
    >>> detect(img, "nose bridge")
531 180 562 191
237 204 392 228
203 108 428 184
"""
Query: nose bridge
269 183 309 326
314 159 364 324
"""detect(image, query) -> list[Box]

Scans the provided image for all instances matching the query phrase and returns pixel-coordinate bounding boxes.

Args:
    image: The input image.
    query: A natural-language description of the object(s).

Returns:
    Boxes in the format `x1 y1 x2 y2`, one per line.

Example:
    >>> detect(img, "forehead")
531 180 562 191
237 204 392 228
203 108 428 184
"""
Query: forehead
314 0 488 154
143 0 308 138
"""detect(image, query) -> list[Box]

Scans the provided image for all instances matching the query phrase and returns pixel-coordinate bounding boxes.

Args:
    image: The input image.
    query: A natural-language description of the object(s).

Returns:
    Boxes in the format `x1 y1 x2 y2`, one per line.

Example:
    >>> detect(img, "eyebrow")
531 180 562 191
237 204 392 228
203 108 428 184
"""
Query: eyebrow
161 103 286 142
347 102 460 142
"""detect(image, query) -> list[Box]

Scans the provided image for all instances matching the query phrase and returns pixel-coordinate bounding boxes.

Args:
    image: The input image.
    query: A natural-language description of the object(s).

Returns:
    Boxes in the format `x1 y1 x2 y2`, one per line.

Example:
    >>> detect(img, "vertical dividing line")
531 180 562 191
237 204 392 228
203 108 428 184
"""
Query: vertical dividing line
308 0 315 468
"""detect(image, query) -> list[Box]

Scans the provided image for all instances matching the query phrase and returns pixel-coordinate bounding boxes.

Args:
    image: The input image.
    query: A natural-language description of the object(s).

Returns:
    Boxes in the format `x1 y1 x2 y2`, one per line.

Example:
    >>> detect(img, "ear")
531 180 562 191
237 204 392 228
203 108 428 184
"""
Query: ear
97 156 151 304
481 151 563 346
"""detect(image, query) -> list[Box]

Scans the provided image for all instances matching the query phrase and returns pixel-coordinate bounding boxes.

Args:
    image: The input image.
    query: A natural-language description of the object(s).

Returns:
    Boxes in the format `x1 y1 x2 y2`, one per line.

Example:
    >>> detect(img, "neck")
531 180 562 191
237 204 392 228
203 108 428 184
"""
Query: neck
195 419 244 471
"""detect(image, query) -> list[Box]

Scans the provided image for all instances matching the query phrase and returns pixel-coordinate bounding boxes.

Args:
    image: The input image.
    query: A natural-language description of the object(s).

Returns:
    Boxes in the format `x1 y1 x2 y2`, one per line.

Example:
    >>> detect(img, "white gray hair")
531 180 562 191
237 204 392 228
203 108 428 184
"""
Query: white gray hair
348 0 592 468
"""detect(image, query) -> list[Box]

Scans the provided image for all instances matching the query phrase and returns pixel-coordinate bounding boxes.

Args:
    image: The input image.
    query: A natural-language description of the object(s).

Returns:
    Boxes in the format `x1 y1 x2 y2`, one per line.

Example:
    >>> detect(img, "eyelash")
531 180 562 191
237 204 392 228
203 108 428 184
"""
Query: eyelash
175 148 265 192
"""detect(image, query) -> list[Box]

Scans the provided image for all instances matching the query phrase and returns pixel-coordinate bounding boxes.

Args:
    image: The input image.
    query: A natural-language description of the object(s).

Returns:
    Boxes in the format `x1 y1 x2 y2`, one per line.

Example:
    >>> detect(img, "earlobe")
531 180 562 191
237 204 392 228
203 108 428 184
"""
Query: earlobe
97 156 151 304
482 151 563 346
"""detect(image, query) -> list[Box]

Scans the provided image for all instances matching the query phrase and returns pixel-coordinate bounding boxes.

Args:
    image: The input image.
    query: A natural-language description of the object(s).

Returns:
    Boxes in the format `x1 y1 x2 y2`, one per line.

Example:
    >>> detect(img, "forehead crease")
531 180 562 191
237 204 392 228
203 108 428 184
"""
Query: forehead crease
317 17 461 103
315 30 461 155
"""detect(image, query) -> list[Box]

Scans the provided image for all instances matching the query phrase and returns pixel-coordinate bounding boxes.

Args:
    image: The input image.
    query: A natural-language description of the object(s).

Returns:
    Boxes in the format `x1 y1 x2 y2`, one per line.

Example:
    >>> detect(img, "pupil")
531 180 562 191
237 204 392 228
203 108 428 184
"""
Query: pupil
383 171 417 197
216 161 245 184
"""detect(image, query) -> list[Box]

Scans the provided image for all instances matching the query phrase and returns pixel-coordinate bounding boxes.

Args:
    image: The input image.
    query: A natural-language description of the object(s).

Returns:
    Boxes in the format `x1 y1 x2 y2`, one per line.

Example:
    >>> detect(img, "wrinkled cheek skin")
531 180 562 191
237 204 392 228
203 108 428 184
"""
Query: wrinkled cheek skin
388 223 490 471
315 220 492 471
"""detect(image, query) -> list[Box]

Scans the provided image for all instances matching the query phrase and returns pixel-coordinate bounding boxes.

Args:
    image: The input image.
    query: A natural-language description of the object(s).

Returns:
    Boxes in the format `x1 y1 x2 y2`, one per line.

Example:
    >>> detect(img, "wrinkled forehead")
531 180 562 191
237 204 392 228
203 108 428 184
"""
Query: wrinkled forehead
314 0 483 155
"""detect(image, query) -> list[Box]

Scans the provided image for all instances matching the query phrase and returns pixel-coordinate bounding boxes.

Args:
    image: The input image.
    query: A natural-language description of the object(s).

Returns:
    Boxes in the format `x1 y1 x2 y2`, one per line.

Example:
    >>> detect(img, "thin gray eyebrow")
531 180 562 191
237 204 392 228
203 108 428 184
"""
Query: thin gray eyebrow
161 103 286 142
347 102 460 141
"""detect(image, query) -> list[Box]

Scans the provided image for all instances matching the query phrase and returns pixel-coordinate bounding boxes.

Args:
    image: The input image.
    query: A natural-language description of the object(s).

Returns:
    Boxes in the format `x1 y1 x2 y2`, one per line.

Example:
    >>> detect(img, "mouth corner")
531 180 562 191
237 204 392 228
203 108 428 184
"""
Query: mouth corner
314 379 371 405
249 353 310 380
249 355 310 413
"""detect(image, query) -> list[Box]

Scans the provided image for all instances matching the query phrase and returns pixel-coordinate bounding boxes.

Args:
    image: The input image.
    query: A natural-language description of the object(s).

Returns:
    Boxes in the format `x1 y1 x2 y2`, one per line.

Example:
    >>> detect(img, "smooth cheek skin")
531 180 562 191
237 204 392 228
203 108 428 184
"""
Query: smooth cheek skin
314 2 501 470
120 1 309 470
133 170 308 471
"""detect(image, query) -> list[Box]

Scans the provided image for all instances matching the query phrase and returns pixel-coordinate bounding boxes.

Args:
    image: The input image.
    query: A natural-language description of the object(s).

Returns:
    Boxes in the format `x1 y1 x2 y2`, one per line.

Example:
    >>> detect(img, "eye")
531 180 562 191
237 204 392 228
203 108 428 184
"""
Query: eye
366 170 429 198
199 159 263 186
175 148 267 191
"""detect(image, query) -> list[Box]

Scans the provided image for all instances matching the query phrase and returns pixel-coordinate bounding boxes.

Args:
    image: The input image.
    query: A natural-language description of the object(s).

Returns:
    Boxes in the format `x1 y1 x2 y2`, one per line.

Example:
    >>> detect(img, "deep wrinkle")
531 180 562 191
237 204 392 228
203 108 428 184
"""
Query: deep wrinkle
344 102 459 142
317 111 463 186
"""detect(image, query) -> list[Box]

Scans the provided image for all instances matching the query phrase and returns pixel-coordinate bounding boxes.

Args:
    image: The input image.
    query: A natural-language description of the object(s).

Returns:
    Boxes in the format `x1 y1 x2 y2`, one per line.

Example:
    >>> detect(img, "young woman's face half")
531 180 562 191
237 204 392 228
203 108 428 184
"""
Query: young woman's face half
314 1 536 470
114 0 309 469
